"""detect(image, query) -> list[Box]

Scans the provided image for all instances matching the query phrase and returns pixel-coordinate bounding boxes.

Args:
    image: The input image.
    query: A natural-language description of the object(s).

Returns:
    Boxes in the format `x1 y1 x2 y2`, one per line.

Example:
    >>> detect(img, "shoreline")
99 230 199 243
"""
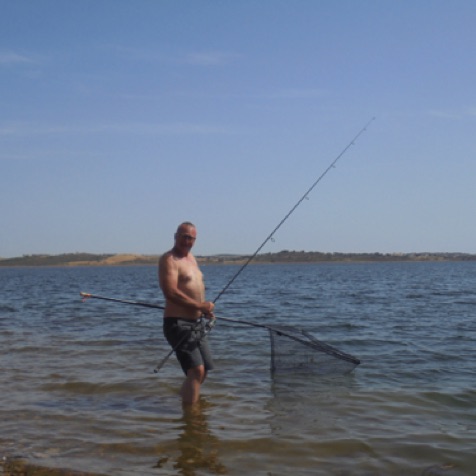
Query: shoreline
1 455 107 476
1 251 476 268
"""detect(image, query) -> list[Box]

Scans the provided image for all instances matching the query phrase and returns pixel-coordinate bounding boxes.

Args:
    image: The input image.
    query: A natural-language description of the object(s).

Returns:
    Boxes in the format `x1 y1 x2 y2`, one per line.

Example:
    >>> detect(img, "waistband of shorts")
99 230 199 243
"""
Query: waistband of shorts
163 317 202 323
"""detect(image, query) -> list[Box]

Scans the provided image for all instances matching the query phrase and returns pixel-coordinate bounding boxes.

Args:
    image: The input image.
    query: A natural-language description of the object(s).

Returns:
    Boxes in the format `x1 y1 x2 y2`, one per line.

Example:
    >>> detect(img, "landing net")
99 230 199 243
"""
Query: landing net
268 325 360 375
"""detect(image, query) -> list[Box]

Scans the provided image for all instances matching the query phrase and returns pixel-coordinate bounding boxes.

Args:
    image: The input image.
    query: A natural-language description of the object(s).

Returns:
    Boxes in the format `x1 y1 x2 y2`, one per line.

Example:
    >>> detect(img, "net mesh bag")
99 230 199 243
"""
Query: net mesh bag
268 325 360 375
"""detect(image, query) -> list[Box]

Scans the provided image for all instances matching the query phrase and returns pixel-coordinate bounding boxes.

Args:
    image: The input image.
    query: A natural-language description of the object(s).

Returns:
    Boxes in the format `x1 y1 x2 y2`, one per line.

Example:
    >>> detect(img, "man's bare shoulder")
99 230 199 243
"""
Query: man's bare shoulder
158 250 177 270
159 250 173 263
159 250 197 267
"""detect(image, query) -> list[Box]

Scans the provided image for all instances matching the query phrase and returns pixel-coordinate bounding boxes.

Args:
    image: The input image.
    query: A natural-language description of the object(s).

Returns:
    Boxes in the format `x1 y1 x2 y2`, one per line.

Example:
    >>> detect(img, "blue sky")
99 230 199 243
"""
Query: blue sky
1 1 475 258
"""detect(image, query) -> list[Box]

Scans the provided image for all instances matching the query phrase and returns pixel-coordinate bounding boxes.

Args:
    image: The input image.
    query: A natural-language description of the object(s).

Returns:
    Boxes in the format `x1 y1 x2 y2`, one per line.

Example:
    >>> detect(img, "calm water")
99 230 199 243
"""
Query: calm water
1 262 475 475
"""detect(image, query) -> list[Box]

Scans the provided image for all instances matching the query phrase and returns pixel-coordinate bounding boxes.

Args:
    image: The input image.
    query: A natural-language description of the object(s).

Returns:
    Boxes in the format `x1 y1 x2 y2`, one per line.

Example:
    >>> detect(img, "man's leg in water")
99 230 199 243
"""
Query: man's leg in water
181 365 207 404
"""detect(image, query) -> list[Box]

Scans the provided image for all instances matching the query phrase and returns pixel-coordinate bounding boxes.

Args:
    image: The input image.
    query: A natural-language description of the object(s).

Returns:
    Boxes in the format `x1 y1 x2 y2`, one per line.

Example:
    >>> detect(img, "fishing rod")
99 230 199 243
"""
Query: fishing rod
81 120 372 372
80 292 269 332
80 292 325 332
212 117 375 304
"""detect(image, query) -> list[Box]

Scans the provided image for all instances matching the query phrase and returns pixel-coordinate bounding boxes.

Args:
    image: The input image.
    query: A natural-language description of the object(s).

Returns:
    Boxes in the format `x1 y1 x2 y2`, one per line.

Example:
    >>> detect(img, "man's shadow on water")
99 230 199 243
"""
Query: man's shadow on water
155 398 227 476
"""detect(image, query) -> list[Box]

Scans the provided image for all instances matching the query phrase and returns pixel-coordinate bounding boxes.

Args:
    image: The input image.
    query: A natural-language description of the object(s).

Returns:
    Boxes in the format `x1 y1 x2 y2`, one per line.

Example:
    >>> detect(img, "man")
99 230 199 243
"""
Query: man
158 222 215 404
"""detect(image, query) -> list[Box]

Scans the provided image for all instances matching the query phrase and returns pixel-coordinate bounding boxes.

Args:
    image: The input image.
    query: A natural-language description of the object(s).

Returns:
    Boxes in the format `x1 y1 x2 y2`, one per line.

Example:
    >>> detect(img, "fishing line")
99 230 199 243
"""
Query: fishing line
212 117 375 304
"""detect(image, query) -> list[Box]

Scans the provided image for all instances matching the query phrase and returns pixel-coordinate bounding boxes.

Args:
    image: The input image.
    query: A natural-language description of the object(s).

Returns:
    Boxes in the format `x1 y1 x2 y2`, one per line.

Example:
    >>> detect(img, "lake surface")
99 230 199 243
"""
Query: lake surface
1 262 475 475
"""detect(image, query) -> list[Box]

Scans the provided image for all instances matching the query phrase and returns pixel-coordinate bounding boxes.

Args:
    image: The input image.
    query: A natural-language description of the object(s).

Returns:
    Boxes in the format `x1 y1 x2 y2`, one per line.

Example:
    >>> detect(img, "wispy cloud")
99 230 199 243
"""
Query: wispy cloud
0 50 37 66
0 122 67 136
428 108 476 120
428 109 462 120
93 122 241 135
184 51 239 66
106 44 239 67
0 121 243 137
267 88 328 99
105 45 167 63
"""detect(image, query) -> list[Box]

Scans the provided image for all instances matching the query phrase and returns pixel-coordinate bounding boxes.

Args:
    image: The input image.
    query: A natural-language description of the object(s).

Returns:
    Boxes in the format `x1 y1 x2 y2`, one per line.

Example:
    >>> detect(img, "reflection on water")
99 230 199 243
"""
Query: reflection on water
155 399 227 476
176 400 227 475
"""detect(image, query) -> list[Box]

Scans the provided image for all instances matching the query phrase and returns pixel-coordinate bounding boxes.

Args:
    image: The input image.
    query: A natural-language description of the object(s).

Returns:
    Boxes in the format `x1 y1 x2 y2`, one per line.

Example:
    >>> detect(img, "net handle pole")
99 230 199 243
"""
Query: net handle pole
81 291 317 339
81 292 272 332
80 292 165 309
216 315 268 330
81 292 265 328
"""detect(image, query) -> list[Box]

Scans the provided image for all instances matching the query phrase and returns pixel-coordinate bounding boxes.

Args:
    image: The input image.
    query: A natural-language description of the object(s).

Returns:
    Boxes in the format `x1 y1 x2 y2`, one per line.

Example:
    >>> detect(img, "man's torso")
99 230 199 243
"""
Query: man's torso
162 251 205 320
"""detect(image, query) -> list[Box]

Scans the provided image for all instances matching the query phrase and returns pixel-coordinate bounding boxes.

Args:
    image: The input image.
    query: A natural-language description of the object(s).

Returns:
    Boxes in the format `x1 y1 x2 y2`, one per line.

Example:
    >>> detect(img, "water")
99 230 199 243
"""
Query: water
1 262 475 475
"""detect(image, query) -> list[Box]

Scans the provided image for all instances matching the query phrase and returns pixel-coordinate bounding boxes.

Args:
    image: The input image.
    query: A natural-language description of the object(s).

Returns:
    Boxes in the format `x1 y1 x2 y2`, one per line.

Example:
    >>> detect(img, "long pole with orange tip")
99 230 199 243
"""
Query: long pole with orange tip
80 292 164 309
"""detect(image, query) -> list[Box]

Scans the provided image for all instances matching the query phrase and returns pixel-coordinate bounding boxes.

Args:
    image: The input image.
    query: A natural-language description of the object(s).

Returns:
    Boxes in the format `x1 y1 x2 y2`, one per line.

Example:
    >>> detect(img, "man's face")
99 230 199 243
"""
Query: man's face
174 225 197 255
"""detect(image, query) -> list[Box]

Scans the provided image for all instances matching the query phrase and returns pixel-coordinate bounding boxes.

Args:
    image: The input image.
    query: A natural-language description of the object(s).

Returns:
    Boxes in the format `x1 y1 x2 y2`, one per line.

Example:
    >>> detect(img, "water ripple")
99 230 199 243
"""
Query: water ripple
1 262 476 475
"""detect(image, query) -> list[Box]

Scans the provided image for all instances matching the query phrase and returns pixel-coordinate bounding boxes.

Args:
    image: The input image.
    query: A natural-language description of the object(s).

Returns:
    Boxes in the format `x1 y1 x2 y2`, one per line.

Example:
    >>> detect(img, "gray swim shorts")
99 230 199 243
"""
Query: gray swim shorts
163 318 214 375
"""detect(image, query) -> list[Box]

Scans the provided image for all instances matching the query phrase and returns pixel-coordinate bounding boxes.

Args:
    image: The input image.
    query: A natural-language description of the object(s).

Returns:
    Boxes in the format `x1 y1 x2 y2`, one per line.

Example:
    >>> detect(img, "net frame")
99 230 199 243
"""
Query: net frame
268 325 360 375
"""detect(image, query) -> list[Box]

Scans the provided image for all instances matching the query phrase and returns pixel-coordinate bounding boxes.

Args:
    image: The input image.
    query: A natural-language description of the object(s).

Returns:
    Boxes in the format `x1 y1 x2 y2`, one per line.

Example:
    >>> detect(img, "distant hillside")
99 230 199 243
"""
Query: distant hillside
0 253 159 267
200 250 476 264
1 251 475 267
251 250 476 263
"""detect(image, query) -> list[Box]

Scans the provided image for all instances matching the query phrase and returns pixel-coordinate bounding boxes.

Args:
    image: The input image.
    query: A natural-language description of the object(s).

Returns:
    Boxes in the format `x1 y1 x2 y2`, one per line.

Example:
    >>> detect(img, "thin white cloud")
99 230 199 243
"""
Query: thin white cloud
428 109 462 120
268 88 328 99
105 44 167 63
0 123 67 136
0 121 242 137
160 49 240 66
428 108 476 120
95 122 241 135
106 44 240 67
184 51 239 66
0 50 37 66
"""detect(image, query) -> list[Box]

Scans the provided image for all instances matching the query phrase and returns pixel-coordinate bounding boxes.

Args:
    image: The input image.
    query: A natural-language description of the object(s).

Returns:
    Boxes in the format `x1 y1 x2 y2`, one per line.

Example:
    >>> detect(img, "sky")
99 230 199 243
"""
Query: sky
1 0 475 258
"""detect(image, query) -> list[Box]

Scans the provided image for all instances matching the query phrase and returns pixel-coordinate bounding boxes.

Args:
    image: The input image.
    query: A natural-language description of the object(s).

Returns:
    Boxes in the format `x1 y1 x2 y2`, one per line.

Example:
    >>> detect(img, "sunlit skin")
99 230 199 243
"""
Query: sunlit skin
158 223 215 404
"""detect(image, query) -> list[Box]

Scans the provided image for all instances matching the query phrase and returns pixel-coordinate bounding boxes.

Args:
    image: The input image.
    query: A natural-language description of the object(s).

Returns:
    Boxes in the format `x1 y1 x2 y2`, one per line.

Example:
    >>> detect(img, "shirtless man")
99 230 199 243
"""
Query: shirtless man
158 222 215 404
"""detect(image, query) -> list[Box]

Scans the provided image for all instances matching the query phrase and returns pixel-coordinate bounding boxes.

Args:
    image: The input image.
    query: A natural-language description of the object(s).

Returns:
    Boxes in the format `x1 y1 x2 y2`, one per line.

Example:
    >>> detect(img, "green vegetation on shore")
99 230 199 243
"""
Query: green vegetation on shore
1 251 475 267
